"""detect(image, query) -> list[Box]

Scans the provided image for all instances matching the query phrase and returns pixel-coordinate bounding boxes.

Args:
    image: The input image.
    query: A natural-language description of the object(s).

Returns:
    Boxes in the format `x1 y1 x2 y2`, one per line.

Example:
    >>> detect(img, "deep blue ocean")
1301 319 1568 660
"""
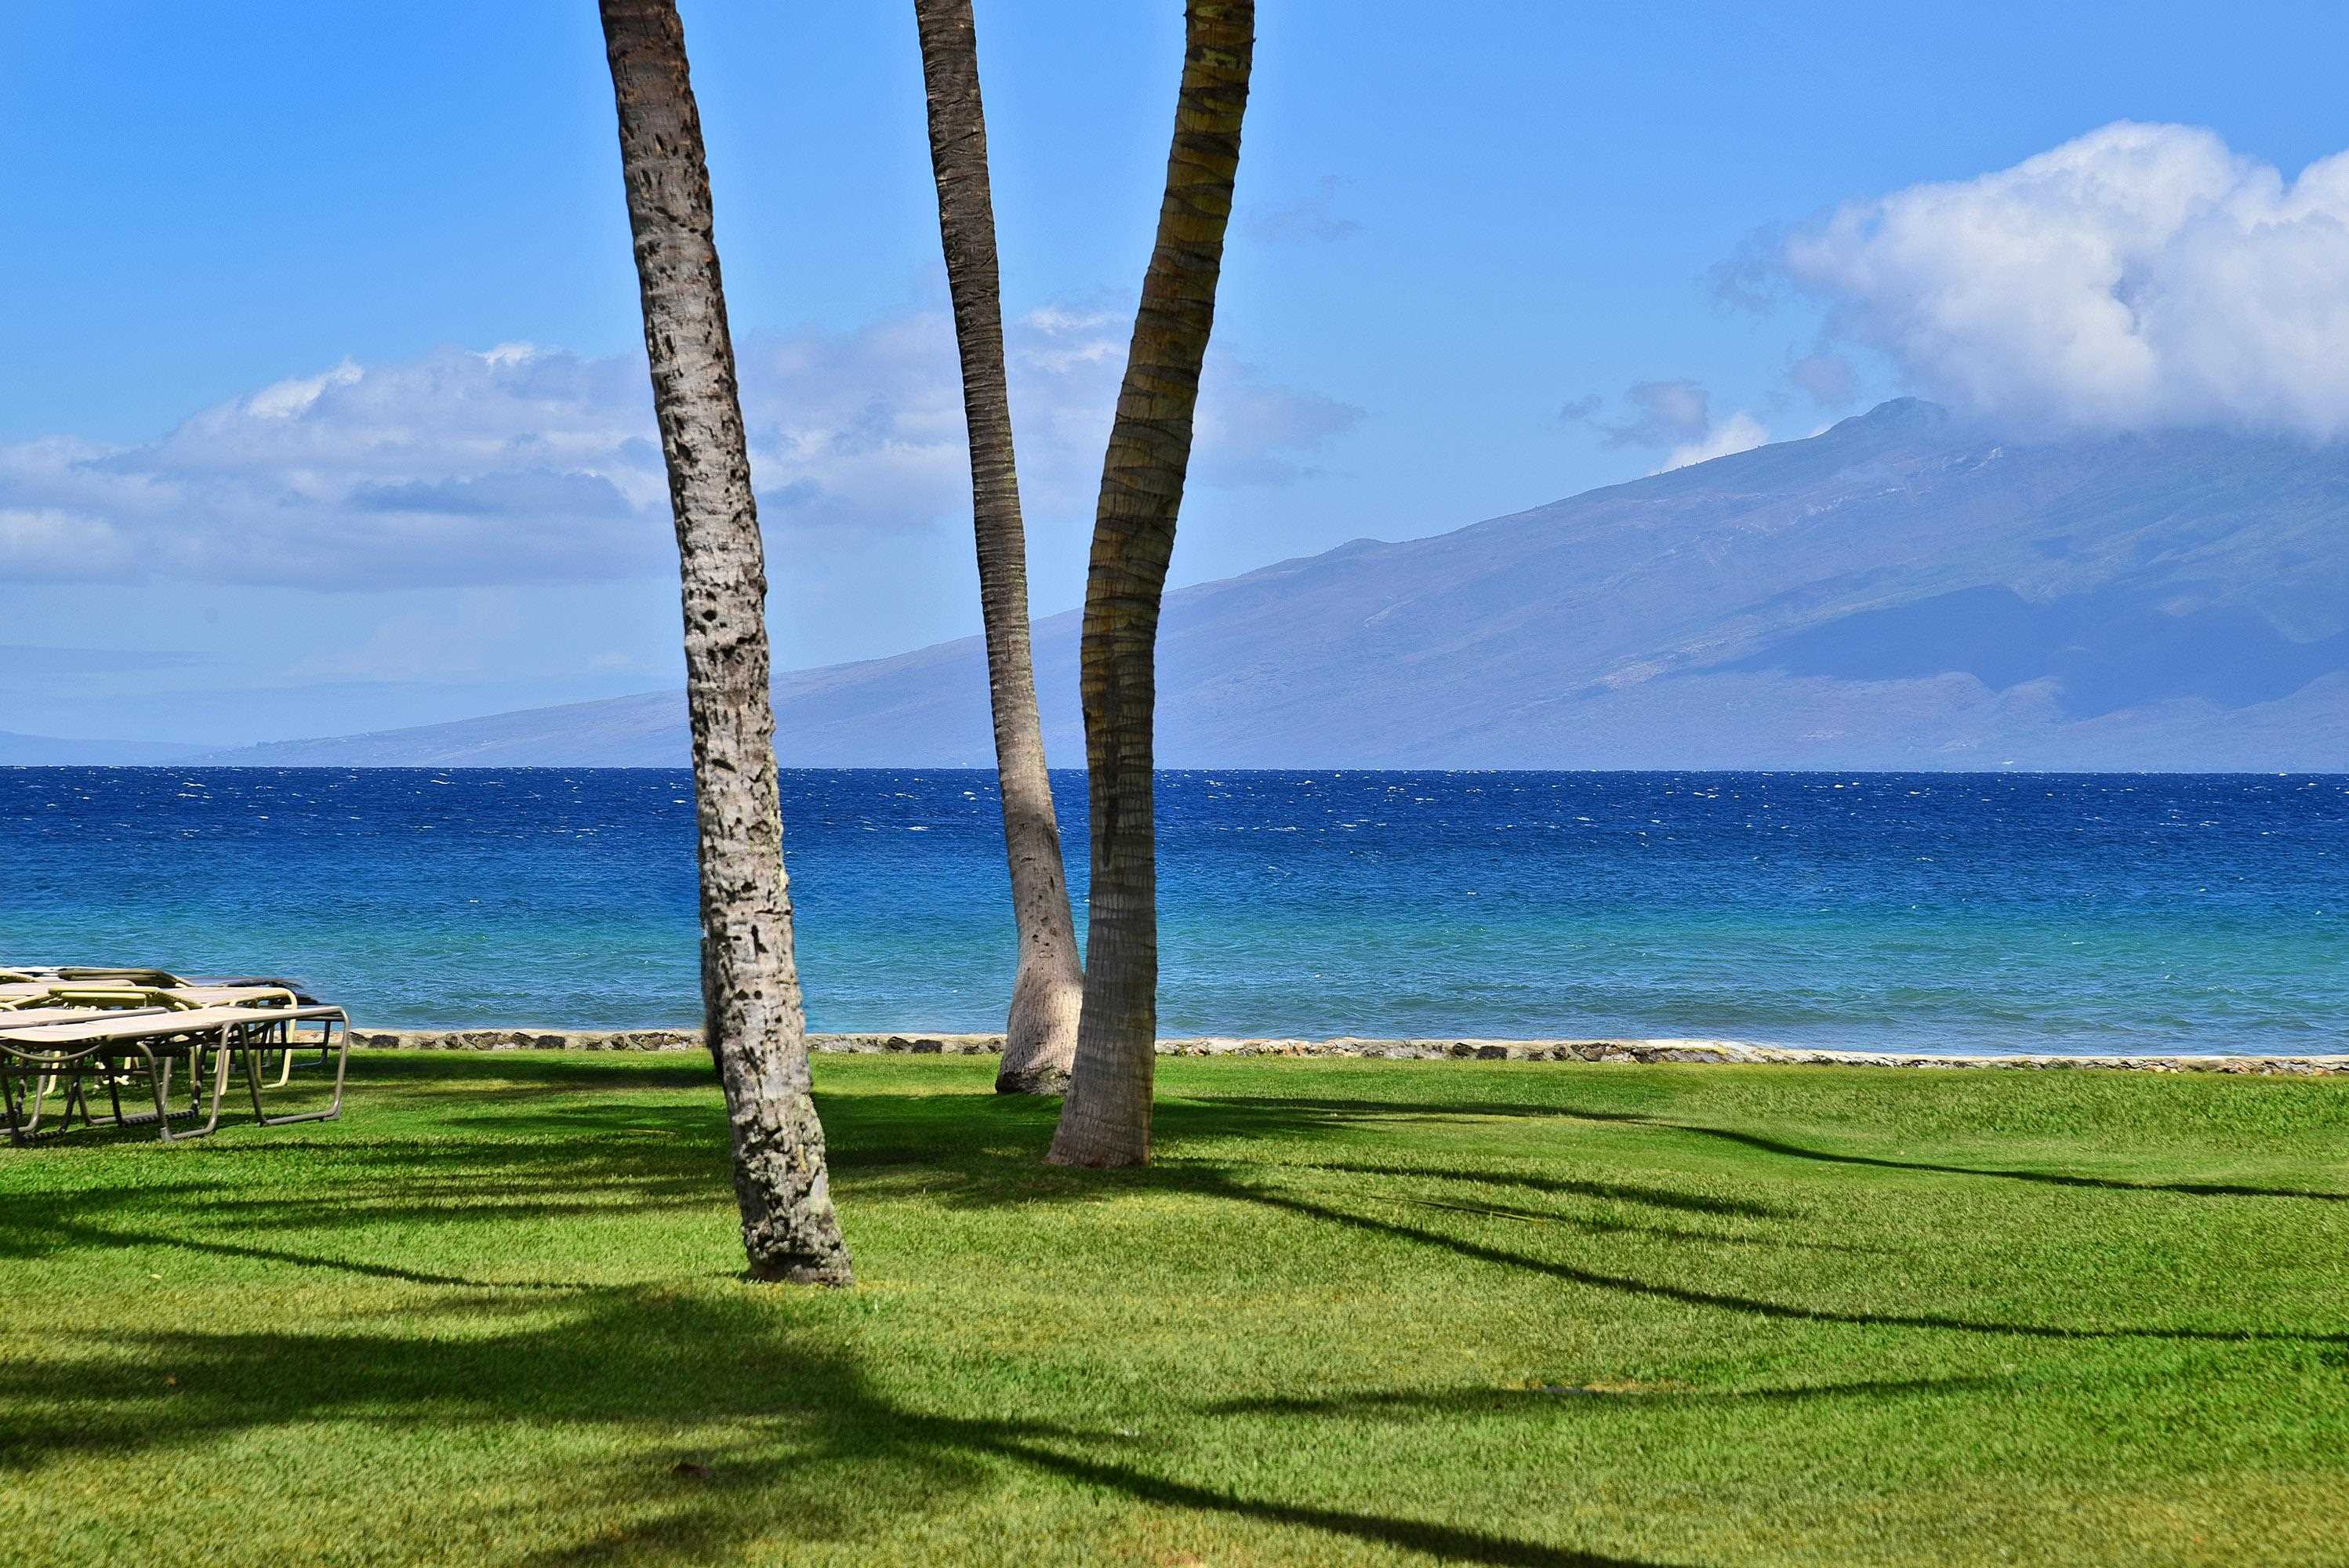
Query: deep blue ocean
5 768 2347 1055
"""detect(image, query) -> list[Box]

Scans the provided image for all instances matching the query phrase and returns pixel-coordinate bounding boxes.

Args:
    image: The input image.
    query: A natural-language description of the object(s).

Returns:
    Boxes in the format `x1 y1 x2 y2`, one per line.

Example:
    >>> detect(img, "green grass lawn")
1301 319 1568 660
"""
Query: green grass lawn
3 1051 2346 1566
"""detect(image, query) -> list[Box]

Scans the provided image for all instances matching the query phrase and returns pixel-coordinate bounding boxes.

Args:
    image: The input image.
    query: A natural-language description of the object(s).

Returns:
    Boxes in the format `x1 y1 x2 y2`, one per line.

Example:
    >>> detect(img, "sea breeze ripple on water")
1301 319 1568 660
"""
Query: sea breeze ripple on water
5 768 2346 1056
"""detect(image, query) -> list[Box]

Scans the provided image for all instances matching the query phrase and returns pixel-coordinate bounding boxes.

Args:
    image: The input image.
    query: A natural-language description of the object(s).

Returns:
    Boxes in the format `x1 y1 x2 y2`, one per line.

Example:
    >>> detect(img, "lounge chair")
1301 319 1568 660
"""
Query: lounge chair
1 1001 350 1146
0 1006 176 1134
0 965 191 986
0 981 323 1083
11 982 300 1011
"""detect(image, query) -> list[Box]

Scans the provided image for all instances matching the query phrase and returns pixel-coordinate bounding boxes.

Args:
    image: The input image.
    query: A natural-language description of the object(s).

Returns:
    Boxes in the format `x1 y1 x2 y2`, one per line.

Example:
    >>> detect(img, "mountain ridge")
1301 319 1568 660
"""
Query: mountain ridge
156 398 2349 769
0 730 199 766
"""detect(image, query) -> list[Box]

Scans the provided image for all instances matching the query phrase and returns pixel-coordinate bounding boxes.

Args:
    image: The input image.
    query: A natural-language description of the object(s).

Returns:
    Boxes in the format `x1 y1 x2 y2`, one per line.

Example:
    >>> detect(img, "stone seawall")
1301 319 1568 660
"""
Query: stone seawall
349 1028 2349 1076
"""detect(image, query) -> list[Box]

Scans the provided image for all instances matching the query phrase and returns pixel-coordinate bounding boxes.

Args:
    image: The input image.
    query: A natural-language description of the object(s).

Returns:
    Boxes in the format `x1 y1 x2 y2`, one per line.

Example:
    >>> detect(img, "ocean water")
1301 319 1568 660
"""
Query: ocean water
3 768 2346 1055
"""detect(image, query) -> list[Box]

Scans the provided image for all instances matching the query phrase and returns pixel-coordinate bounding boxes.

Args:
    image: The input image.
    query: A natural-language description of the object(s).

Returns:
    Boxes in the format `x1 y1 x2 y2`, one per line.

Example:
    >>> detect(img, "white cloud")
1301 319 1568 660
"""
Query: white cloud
0 301 1360 590
0 347 670 590
1566 380 1772 473
1783 121 2349 436
1785 350 1857 409
243 360 365 419
1019 304 1120 340
740 301 1361 535
0 505 133 579
1596 379 1712 448
1659 411 1769 472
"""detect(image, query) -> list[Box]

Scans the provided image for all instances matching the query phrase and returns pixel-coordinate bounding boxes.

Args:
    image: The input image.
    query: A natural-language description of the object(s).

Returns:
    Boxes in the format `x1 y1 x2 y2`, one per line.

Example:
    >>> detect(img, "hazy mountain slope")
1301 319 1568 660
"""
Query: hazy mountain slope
0 731 197 765
193 691 690 768
183 400 2349 769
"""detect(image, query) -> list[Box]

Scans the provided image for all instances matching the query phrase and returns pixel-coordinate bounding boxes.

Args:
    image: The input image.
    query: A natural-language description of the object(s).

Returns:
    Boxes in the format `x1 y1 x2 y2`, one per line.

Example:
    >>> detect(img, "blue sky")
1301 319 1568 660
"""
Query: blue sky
5 1 2347 744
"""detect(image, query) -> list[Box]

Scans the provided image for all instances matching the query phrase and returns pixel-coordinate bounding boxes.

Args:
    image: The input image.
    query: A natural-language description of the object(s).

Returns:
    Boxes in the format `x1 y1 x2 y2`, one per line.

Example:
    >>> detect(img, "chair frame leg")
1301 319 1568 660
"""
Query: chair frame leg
1 1068 26 1145
7 1012 347 1145
245 1018 347 1127
155 1036 229 1142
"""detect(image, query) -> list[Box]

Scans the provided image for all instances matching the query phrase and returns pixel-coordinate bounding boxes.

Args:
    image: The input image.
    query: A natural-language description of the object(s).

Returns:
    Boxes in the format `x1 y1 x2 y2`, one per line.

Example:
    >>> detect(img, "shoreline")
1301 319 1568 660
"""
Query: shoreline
350 1027 2349 1076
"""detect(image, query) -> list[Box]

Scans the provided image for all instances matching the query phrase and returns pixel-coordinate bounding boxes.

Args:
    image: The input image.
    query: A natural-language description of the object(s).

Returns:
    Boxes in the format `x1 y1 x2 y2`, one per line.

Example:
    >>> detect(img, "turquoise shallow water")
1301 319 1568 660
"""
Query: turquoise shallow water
4 768 2346 1054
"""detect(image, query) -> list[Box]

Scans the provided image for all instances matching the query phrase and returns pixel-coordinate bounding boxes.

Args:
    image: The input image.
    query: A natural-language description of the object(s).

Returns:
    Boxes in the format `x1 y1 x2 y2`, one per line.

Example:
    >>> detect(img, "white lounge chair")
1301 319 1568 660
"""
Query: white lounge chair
1 1001 349 1145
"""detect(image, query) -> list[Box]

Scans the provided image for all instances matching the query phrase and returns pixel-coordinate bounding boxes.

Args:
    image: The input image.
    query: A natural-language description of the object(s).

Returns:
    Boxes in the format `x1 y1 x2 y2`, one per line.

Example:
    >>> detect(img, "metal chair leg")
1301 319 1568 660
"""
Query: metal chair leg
2 1068 27 1145
49 1073 93 1134
249 1018 347 1126
156 1040 227 1142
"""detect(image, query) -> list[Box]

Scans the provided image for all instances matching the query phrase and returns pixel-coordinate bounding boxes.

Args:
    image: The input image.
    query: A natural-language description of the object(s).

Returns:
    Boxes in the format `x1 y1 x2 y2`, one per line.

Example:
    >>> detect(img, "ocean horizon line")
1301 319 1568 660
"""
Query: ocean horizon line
8 762 2347 779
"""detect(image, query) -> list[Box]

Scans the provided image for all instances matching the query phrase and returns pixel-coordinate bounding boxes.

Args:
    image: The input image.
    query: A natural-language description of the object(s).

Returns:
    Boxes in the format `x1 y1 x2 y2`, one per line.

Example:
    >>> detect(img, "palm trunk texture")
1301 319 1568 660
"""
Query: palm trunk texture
599 0 854 1282
913 0 1087 1095
1048 2 1254 1167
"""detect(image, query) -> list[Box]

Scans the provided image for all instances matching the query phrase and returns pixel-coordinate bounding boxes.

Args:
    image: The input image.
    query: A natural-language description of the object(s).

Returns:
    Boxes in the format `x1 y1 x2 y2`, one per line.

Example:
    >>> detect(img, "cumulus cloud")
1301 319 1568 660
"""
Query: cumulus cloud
1564 380 1771 472
1 302 1360 590
0 348 665 588
1785 350 1857 410
1599 380 1713 449
1658 411 1769 471
745 300 1361 527
1190 365 1363 486
1781 121 2349 436
0 504 133 579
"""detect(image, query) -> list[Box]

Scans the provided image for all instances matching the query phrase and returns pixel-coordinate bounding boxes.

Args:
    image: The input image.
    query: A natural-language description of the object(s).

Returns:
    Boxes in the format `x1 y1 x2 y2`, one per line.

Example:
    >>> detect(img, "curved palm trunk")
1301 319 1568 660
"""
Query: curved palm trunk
599 0 853 1283
913 0 1086 1095
1048 2 1254 1167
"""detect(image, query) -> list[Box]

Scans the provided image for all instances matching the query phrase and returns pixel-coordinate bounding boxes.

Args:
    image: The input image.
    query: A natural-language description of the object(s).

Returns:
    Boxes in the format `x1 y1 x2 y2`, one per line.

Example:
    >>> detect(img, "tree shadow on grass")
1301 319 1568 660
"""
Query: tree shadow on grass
299 1087 2347 1352
19 1062 2340 1392
0 1287 1676 1568
1133 1156 1886 1254
1178 1094 2349 1205
1207 1375 2007 1421
5 1207 614 1294
1216 1178 2349 1348
1287 1160 1792 1220
0 1126 733 1265
1645 1121 2349 1204
1345 1191 1875 1254
0 1109 743 1297
859 1130 2346 1348
315 1057 2349 1207
350 1052 724 1094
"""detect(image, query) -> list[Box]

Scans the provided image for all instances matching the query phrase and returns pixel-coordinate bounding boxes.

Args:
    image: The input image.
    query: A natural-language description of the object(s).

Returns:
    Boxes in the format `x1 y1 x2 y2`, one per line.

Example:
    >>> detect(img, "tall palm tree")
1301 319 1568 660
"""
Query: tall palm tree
1048 2 1254 1168
912 0 1086 1095
598 0 853 1283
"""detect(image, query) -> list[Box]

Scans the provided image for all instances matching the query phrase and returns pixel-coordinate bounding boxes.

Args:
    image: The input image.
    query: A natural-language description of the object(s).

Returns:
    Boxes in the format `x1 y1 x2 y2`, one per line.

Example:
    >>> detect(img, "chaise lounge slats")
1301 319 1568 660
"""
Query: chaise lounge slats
0 1006 173 1029
1 993 350 1146
2 1004 304 1045
0 982 303 1014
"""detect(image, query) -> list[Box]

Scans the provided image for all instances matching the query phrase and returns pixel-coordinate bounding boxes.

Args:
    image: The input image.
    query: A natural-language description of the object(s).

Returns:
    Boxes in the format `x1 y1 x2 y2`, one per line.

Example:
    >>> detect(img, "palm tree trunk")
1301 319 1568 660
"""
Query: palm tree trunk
599 0 853 1283
1047 2 1254 1167
912 0 1086 1096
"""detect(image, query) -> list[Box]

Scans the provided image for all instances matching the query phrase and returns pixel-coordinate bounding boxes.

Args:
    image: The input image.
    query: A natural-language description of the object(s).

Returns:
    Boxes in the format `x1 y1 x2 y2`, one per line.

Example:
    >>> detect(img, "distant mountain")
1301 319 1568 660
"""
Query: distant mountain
187 691 689 768
0 731 196 766
188 400 2349 770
